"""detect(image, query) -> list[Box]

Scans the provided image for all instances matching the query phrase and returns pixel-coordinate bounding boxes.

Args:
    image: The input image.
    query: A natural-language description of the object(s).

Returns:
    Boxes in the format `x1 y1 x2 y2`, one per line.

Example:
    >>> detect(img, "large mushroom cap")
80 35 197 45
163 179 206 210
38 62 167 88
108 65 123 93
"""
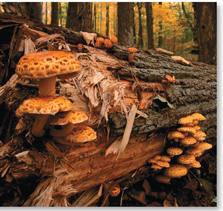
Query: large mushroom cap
166 147 183 156
191 113 206 121
155 175 171 184
15 51 81 79
195 142 212 151
180 136 197 146
177 154 196 164
50 110 88 126
54 126 97 145
128 47 138 53
104 39 113 48
16 96 74 117
164 164 188 178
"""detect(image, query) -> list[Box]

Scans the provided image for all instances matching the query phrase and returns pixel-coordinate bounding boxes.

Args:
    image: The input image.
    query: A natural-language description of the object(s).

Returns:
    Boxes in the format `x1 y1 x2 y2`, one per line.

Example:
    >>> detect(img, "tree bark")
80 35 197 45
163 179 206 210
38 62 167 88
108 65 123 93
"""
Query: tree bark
118 2 134 46
51 2 58 26
106 4 109 37
195 2 217 65
137 2 143 48
66 2 92 32
145 2 154 49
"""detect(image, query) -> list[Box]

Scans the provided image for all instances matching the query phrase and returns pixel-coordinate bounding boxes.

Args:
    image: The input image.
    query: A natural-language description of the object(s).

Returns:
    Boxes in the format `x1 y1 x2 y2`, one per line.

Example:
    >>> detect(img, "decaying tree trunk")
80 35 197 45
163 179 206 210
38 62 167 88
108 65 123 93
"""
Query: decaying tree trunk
0 14 216 206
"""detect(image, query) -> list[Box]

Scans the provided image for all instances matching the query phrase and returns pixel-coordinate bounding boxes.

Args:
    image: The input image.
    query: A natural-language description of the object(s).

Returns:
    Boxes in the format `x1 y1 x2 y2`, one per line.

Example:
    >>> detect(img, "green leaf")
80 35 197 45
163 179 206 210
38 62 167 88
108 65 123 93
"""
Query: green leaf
211 196 217 203
131 187 139 196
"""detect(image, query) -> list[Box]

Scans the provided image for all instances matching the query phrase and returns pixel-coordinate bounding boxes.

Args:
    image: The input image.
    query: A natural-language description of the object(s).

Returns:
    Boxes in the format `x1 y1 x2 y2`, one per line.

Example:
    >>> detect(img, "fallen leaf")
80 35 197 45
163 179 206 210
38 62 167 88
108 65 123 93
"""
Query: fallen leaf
199 178 214 193
129 190 147 205
142 179 151 195
183 179 199 191
163 198 178 207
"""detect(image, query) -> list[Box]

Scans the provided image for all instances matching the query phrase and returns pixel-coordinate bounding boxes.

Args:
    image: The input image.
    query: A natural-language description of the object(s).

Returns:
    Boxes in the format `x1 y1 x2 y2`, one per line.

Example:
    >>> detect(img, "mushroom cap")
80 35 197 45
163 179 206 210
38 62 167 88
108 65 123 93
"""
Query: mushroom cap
177 126 196 134
77 43 83 51
109 35 118 44
195 142 212 151
128 47 138 53
156 160 170 168
16 96 74 117
166 147 183 156
155 175 171 184
150 164 162 170
178 116 194 125
180 136 197 146
110 185 121 197
191 113 206 121
104 39 113 48
168 131 185 140
177 154 196 164
193 130 206 141
95 41 102 48
160 155 171 162
50 110 88 126
164 164 188 178
193 126 201 131
96 37 105 44
185 148 202 155
186 161 201 168
15 51 81 79
153 155 162 161
54 126 97 145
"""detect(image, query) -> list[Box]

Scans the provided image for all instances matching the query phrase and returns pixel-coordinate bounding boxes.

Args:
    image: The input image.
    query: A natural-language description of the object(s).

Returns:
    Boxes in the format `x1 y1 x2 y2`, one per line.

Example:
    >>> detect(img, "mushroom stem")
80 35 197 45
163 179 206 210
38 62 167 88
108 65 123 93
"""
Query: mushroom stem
39 76 56 97
128 52 134 63
50 123 74 137
32 114 50 137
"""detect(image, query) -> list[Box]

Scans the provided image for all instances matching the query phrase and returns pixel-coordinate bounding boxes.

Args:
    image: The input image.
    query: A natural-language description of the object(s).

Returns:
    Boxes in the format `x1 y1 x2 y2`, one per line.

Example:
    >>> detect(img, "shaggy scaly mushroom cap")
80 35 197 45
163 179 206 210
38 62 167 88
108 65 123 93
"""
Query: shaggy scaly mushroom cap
180 136 197 146
16 96 74 137
49 110 88 137
164 164 188 178
16 51 81 96
177 154 196 165
168 131 185 142
166 147 183 157
53 126 97 145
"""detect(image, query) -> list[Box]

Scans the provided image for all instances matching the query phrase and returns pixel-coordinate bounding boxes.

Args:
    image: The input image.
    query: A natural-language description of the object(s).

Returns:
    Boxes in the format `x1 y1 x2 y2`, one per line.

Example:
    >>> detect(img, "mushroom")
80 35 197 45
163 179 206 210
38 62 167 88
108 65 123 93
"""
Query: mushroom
160 155 171 162
194 142 212 152
186 161 201 169
96 37 105 44
180 136 197 147
167 131 185 142
49 110 88 137
15 51 82 97
164 164 188 178
150 164 162 170
128 47 138 63
155 175 171 184
110 184 121 197
95 41 102 48
192 130 206 141
16 96 75 137
166 147 183 157
104 39 113 48
177 154 196 165
109 35 118 44
53 126 97 145
155 160 170 168
191 113 206 121
178 116 194 125
185 148 202 156
177 126 196 135
77 43 83 52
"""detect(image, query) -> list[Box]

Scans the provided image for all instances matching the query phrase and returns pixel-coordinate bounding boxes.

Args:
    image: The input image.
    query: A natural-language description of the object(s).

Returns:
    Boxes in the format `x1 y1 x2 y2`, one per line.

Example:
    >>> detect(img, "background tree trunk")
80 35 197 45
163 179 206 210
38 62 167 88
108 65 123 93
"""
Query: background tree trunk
66 2 92 32
137 2 143 48
158 2 163 47
51 2 58 26
195 2 216 65
106 4 109 37
146 2 154 49
118 2 134 46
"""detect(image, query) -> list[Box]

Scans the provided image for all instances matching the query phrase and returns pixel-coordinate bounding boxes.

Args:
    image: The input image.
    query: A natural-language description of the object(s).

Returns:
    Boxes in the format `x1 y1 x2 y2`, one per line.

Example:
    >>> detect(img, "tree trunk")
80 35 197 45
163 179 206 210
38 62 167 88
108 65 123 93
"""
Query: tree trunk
51 2 58 26
132 3 136 45
45 2 48 25
158 2 163 47
195 2 216 65
106 4 109 37
66 2 92 32
118 2 134 46
145 2 154 49
137 2 143 48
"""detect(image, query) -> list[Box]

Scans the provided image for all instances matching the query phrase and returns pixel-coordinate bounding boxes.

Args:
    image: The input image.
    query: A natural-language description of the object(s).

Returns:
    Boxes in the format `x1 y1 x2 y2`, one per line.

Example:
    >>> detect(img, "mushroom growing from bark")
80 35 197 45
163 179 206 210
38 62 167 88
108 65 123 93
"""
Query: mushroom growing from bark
96 37 105 44
164 164 188 178
166 147 183 157
50 110 88 137
109 35 118 44
16 96 75 137
128 47 138 63
177 154 196 165
104 39 113 48
167 131 185 142
15 51 82 97
180 136 197 147
53 126 97 145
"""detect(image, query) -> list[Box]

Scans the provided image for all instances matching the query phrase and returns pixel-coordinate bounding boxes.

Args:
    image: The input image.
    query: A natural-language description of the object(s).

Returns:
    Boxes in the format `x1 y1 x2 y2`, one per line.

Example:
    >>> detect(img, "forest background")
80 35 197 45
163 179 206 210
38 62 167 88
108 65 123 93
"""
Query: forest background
1 2 217 65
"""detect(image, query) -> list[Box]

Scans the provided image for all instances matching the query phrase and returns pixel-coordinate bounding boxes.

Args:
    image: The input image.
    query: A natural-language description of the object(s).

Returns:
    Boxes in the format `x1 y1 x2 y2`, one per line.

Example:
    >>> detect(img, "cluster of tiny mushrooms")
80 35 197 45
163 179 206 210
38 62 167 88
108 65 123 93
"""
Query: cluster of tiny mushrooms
15 51 97 144
148 113 212 184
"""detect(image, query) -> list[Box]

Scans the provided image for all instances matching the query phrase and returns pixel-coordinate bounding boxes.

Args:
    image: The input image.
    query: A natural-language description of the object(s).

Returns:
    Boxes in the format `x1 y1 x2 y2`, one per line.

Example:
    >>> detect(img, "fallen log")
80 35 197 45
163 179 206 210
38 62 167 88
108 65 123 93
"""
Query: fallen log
0 14 216 206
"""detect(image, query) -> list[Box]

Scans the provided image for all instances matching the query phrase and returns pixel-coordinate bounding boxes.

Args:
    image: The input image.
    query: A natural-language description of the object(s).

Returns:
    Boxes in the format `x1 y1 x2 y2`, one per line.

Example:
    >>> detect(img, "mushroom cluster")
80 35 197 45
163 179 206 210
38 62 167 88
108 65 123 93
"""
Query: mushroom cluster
94 35 117 49
15 51 97 145
148 113 212 184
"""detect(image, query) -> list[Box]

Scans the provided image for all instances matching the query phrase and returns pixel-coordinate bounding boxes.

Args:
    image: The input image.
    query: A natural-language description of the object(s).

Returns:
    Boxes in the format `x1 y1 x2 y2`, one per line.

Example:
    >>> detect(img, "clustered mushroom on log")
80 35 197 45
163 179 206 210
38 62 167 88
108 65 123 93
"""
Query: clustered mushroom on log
15 51 97 143
148 113 212 183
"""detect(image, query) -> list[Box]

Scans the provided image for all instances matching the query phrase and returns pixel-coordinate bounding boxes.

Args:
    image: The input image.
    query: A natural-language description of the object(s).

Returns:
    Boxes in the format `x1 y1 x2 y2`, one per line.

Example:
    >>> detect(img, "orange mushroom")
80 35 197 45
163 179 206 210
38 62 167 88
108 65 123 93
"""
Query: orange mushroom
128 47 138 63
164 164 188 178
104 39 113 48
109 35 118 44
177 154 196 165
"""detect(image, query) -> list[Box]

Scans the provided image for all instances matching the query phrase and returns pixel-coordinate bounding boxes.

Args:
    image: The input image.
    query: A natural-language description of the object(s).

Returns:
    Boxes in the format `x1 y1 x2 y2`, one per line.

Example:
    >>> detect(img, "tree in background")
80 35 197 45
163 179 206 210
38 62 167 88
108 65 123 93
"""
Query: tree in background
118 2 134 46
51 2 58 26
145 2 154 49
66 2 92 32
194 2 216 65
137 2 143 47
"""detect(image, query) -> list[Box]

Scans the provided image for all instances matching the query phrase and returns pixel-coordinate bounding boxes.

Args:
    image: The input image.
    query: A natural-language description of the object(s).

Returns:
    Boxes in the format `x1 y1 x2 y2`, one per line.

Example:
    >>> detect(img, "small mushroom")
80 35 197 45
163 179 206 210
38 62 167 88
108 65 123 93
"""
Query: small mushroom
192 130 206 141
53 126 97 145
168 131 185 142
180 136 197 147
15 51 82 97
155 160 170 168
185 148 202 156
109 35 118 44
177 154 196 165
153 155 162 161
177 126 196 134
104 39 113 48
191 113 206 121
155 175 171 184
16 96 75 137
178 116 194 125
164 164 188 178
166 147 183 157
96 37 105 44
95 41 102 48
194 142 212 152
186 161 201 169
151 164 163 170
160 155 171 162
128 47 138 63
50 110 88 137
77 43 83 52
110 184 121 197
